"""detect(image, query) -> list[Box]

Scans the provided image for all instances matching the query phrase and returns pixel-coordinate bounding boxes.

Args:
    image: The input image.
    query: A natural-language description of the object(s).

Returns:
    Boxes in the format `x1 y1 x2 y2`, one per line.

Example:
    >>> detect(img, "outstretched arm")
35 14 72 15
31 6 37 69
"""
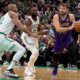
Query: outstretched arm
9 11 32 36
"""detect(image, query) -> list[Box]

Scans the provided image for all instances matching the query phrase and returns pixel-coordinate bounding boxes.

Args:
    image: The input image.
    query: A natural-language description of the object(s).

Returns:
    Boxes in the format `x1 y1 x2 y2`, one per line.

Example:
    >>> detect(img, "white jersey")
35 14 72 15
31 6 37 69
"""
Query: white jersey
0 12 14 35
21 16 39 38
21 16 39 48
28 16 39 32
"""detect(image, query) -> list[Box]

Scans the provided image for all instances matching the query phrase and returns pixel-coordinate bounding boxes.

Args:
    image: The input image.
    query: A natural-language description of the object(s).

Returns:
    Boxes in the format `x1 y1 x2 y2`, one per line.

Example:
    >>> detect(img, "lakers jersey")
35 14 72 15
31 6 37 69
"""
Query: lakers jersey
54 14 72 53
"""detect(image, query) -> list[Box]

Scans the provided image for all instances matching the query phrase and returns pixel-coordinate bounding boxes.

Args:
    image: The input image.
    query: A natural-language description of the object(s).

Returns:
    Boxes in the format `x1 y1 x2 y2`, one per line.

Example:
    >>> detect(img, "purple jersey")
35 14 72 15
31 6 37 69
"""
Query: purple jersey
54 14 72 53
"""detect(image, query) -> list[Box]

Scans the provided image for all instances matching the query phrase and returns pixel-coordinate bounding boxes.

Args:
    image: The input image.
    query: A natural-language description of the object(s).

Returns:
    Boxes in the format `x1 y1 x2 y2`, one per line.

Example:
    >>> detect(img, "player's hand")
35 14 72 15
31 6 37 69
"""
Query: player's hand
30 32 38 37
69 25 75 30
63 48 68 53
69 21 78 30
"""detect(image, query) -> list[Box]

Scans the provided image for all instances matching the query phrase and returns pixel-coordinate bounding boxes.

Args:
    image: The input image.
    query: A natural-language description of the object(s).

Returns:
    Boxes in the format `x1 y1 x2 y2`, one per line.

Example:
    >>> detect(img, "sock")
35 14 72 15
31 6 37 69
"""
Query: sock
7 51 25 70
52 65 58 76
7 61 15 70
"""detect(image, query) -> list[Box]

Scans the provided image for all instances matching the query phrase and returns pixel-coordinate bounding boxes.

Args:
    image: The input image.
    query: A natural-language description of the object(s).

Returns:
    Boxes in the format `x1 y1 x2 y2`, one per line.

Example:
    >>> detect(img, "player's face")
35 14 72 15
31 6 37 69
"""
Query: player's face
13 5 18 13
59 6 68 16
31 7 38 17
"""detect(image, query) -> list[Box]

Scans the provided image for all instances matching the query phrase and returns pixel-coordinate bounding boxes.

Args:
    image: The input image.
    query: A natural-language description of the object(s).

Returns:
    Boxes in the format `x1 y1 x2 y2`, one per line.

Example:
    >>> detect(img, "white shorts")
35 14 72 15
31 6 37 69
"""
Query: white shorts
21 32 38 51
0 34 25 52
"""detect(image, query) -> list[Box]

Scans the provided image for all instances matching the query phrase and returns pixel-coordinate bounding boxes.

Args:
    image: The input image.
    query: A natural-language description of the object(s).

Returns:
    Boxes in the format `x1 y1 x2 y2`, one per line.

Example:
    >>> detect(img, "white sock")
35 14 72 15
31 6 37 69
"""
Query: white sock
7 61 15 70
7 49 25 70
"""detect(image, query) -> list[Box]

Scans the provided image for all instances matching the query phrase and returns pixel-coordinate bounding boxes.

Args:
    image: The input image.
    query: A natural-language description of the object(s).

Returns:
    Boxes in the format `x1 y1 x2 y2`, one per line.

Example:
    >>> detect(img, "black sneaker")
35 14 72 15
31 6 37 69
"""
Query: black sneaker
4 69 19 78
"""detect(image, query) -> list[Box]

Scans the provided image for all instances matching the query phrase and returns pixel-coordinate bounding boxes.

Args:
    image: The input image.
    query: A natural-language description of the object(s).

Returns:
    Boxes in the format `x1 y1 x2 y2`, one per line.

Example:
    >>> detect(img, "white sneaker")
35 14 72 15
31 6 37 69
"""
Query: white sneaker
4 69 19 78
24 66 33 76
52 75 57 80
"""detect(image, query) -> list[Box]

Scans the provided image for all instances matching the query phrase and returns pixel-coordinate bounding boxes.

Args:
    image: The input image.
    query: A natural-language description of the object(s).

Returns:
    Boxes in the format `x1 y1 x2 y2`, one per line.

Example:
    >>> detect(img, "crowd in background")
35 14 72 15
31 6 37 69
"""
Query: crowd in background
0 0 80 69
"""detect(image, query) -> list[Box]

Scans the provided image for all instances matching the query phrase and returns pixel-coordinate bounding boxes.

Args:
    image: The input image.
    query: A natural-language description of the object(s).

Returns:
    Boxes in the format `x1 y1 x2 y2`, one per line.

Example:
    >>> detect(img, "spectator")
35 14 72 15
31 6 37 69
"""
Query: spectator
0 0 79 68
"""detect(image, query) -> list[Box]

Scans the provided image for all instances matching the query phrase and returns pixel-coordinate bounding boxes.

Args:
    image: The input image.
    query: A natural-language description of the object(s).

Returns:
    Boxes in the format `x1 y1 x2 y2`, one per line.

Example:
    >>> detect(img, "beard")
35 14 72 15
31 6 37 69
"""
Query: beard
60 12 67 16
32 13 37 18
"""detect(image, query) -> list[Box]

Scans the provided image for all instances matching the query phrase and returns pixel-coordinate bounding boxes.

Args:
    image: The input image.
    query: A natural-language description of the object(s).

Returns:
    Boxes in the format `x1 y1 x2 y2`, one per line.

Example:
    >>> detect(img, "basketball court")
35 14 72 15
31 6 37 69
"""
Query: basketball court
0 65 80 80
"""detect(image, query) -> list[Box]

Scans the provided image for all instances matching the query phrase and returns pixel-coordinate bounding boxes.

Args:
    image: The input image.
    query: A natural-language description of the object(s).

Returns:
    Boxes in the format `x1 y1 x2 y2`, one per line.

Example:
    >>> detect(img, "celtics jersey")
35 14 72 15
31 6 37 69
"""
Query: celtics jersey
21 16 39 49
0 12 14 35
28 16 39 32
21 16 39 38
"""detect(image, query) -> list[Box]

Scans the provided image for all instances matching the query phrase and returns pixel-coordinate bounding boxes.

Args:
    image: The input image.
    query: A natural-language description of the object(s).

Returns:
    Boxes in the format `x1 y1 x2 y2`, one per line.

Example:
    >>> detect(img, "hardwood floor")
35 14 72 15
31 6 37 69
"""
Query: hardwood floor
0 65 80 80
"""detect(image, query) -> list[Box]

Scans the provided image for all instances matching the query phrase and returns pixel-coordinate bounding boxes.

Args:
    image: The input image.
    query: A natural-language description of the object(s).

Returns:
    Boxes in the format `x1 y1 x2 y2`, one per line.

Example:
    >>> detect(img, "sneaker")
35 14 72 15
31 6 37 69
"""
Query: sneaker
52 68 57 76
24 66 33 76
52 68 58 80
67 64 72 69
72 65 77 70
4 69 19 78
52 75 57 80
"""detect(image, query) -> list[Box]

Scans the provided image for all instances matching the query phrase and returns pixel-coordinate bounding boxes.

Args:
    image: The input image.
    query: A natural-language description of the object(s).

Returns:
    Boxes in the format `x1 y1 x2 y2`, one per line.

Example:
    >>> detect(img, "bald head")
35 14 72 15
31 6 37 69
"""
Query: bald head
8 4 18 12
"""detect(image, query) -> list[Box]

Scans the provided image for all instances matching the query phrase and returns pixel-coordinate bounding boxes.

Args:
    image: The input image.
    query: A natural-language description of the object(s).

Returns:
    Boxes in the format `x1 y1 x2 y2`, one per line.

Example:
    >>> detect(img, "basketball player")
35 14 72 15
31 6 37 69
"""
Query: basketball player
21 4 40 76
52 3 75 77
0 4 36 78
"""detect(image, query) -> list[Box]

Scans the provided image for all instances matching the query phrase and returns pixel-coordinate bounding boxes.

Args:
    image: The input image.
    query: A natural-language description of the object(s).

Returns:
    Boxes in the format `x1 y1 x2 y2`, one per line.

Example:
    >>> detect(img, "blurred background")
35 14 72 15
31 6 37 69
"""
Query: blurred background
0 0 80 70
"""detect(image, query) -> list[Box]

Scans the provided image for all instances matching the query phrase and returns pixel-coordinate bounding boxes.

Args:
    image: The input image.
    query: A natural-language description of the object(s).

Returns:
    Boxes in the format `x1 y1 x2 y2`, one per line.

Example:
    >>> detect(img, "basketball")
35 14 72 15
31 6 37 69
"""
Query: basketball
74 21 80 32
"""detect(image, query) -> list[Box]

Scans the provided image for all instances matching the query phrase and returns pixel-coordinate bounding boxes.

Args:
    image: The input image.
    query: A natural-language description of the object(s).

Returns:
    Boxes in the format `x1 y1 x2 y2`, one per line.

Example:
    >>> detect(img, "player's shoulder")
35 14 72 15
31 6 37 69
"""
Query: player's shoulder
69 13 75 17
69 13 75 21
53 14 59 20
54 14 59 18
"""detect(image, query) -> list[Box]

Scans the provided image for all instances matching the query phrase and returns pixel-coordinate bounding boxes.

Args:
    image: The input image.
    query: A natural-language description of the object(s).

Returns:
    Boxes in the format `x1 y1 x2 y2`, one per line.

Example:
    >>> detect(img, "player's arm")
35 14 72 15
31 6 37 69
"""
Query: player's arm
25 18 47 36
24 19 37 36
69 14 75 29
8 11 32 36
53 14 74 32
37 30 48 35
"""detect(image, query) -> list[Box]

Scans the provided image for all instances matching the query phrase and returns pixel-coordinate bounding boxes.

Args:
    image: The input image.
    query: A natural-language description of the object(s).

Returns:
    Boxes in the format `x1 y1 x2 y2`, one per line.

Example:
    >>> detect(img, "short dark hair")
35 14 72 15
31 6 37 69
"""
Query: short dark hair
59 3 69 8
29 3 38 14
30 3 37 9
